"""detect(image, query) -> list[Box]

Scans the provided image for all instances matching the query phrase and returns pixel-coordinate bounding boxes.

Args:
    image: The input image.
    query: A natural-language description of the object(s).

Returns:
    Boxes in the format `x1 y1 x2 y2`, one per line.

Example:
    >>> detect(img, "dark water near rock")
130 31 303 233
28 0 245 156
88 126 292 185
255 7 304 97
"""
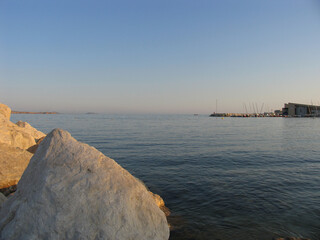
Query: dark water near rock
11 114 320 240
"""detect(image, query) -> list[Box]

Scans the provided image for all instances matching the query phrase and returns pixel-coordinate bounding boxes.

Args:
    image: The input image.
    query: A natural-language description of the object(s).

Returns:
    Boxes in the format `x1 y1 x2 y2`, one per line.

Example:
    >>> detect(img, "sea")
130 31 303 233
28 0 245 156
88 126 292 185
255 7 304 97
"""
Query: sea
11 114 320 240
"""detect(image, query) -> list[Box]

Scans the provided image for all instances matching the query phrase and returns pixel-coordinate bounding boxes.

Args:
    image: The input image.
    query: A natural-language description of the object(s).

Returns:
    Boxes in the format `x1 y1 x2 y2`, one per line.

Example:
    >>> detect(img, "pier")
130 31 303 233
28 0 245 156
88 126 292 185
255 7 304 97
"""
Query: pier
210 102 320 118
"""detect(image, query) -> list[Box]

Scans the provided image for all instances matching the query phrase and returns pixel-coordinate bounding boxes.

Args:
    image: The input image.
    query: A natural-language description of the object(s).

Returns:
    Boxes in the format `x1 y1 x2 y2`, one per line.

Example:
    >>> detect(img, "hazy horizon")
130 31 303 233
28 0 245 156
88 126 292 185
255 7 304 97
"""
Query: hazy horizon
1 0 320 114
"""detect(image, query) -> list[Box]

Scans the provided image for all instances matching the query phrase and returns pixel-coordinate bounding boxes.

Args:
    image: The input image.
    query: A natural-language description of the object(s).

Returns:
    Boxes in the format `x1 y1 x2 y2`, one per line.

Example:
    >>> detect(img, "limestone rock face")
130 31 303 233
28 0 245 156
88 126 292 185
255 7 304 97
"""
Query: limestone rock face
0 129 170 240
0 143 33 189
0 116 36 150
15 121 46 140
0 103 11 120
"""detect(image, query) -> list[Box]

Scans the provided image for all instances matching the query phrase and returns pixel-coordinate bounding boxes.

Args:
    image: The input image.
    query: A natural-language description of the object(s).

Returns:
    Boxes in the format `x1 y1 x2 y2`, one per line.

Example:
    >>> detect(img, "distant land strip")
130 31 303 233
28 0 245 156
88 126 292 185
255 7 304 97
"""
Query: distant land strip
12 111 58 114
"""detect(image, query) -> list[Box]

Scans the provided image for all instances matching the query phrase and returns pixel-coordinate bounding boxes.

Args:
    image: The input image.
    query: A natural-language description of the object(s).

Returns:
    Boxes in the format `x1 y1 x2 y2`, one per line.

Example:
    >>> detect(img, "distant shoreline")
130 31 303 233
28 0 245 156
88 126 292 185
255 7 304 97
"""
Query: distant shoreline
12 111 58 114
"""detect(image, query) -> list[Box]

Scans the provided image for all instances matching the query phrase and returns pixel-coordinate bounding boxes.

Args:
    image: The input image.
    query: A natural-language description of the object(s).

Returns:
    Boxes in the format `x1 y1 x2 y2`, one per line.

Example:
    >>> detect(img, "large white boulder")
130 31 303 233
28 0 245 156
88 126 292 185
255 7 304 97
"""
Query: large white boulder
0 129 169 240
0 143 33 189
15 121 46 140
0 103 11 120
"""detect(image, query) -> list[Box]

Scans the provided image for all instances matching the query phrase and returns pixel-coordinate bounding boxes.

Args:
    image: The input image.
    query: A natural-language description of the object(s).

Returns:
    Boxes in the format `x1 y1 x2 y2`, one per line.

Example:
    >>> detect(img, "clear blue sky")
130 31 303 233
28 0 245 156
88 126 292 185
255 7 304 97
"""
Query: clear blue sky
1 0 320 114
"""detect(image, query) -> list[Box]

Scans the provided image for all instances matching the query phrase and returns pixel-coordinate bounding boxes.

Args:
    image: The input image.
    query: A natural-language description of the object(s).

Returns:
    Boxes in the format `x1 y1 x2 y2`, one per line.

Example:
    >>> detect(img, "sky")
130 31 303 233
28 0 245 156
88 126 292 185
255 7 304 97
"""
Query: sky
1 0 320 114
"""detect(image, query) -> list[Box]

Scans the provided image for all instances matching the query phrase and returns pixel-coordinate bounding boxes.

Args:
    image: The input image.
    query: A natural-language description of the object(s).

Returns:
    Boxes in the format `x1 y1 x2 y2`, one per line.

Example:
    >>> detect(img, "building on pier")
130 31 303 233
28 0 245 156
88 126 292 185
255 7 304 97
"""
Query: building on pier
282 103 320 117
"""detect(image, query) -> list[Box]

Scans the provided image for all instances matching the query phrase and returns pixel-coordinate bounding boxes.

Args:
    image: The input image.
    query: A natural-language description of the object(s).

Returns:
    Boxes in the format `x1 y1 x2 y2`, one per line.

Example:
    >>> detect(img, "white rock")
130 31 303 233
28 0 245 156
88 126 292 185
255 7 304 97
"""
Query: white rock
15 121 46 140
0 103 11 120
0 128 170 240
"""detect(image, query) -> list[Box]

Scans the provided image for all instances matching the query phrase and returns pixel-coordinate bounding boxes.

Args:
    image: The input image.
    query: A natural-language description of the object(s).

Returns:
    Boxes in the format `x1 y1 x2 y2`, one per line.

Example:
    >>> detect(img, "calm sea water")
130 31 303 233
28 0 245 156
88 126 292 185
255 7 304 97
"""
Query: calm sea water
11 114 320 240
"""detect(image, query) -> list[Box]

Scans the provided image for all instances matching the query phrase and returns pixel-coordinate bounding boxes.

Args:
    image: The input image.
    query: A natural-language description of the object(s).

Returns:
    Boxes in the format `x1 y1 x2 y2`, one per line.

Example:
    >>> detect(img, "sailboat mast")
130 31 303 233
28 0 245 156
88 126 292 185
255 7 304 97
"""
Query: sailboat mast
216 99 218 113
260 103 264 114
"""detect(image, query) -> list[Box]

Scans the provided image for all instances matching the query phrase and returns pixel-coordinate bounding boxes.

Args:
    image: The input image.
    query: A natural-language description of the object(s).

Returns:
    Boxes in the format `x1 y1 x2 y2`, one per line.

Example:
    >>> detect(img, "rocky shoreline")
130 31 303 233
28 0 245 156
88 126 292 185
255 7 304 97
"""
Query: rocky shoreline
0 103 170 239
